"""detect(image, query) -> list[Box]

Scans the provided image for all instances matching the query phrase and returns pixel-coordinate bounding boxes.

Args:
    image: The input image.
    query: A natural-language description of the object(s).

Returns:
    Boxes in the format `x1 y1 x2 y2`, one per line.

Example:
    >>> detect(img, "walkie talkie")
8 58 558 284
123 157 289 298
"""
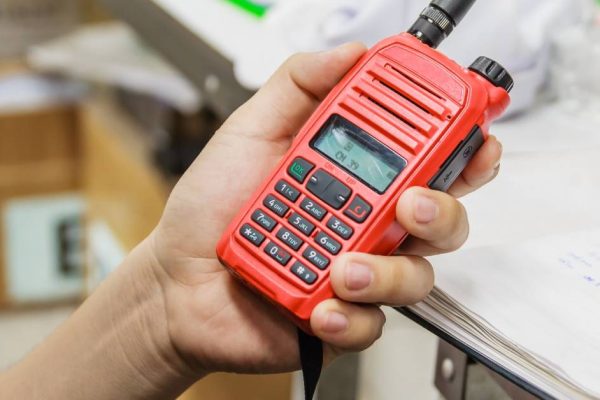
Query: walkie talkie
217 0 513 333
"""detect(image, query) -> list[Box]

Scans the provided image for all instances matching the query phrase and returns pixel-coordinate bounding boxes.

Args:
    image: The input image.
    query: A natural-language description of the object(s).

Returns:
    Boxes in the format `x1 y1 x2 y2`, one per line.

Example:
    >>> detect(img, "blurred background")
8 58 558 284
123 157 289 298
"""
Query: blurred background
0 0 599 399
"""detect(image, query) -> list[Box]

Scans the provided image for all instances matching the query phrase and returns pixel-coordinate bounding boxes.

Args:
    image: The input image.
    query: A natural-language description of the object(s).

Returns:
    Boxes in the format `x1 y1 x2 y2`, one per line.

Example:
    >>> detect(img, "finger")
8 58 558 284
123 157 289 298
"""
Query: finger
222 43 367 142
395 187 469 256
330 253 434 306
311 299 385 353
448 136 503 198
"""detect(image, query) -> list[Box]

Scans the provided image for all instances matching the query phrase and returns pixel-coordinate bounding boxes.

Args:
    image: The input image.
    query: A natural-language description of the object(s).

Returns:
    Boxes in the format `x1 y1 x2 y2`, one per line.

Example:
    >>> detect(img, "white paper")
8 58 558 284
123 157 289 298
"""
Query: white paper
429 229 600 398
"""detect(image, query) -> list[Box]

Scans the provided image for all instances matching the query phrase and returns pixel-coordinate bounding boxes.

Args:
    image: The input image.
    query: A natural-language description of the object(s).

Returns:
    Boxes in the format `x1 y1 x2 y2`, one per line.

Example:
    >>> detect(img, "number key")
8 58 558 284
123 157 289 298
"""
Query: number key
327 217 354 240
264 195 289 217
276 227 304 251
303 246 330 270
315 232 342 255
300 197 327 221
264 242 291 266
251 209 277 232
288 213 315 236
275 180 300 203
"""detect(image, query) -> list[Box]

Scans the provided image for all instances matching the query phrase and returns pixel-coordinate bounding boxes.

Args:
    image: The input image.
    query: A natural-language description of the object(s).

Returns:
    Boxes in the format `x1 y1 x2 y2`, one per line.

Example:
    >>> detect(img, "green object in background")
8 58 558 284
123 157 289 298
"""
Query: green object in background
226 0 269 18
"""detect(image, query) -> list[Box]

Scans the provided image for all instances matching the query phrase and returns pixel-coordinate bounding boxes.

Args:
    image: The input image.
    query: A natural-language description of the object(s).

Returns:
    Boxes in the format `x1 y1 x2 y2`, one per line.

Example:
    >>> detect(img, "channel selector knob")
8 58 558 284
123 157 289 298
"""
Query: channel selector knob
469 56 514 93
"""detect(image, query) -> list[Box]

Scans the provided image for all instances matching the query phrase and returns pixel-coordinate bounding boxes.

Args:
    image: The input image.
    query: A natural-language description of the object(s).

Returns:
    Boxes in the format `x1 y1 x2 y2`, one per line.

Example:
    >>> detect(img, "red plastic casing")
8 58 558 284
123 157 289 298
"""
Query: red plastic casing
216 33 510 333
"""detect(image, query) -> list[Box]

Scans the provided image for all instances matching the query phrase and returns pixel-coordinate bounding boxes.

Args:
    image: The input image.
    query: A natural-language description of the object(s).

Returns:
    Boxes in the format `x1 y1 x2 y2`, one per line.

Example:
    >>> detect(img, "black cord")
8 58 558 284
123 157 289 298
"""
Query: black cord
298 329 323 400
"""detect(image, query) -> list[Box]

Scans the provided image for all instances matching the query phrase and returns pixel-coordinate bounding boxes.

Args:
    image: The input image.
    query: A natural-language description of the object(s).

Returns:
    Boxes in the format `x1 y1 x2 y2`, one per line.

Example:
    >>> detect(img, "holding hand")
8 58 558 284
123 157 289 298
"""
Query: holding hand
149 43 503 375
0 43 502 400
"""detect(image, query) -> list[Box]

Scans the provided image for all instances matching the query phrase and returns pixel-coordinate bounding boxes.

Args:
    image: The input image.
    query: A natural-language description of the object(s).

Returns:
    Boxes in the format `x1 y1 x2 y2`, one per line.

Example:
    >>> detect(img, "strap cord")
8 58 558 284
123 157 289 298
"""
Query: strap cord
297 328 324 400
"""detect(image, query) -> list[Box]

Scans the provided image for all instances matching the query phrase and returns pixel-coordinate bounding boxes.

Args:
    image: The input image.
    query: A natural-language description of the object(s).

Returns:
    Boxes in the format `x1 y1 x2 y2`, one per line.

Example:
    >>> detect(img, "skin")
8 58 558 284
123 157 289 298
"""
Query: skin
0 43 502 400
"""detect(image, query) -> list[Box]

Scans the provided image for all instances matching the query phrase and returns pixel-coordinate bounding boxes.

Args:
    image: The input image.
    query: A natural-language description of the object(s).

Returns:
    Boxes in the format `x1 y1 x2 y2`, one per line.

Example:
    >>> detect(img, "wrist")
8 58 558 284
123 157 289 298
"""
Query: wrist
115 239 204 396
0 238 203 400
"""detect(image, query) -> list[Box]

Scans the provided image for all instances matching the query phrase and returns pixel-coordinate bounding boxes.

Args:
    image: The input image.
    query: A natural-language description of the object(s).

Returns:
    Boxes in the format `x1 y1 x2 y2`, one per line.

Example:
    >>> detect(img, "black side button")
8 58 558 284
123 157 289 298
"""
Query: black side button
288 158 315 183
344 196 372 223
429 126 485 192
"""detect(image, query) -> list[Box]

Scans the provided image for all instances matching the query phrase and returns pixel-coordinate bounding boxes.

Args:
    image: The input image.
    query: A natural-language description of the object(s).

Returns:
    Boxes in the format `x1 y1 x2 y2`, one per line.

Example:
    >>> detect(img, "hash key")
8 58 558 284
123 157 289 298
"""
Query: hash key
291 261 318 285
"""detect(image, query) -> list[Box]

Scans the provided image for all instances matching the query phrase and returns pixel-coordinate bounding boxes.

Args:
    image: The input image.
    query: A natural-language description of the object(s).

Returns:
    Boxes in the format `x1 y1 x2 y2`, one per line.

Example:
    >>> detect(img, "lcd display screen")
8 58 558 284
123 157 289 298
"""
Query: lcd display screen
312 115 407 193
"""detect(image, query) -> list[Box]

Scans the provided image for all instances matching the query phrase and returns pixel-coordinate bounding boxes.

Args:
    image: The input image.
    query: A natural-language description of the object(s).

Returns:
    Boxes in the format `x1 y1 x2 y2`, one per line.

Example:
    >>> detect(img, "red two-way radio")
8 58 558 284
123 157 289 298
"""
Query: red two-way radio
217 0 513 333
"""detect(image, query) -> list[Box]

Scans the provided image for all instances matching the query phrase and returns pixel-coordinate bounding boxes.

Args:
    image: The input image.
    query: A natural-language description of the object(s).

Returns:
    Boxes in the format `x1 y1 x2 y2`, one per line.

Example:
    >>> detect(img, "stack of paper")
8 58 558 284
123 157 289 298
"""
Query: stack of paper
406 229 600 399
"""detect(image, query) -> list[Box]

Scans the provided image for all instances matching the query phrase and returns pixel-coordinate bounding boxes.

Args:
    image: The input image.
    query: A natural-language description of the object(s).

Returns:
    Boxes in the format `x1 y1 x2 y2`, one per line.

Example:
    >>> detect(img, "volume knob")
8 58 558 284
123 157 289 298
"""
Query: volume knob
469 56 514 93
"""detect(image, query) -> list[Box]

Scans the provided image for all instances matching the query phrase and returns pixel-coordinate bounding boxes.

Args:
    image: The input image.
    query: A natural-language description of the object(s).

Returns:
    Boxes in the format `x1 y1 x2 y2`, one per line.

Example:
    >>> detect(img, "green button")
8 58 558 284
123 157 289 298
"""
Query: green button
290 162 305 179
288 158 314 183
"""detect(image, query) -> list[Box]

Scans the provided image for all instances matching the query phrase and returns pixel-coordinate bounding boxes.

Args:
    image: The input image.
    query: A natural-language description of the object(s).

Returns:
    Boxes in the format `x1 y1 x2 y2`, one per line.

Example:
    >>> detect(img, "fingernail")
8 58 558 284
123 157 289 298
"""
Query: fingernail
494 141 503 170
345 263 373 291
322 312 349 333
414 195 439 224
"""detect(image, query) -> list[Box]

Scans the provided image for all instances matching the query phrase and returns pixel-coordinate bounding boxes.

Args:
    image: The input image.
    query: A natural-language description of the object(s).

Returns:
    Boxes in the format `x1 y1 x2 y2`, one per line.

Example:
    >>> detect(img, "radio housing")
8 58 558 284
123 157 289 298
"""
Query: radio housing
217 32 511 332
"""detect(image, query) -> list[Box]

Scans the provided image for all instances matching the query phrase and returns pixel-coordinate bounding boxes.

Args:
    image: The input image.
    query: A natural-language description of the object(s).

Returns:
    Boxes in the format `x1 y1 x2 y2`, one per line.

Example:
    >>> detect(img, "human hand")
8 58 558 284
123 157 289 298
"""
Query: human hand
147 43 503 376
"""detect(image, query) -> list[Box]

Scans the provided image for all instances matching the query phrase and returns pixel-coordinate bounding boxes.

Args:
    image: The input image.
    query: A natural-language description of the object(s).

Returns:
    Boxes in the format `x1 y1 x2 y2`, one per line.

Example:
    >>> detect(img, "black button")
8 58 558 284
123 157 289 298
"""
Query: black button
288 212 315 236
264 195 289 217
315 232 342 255
275 180 300 203
429 126 485 193
303 246 330 270
240 224 265 247
288 158 315 183
291 261 318 285
251 209 277 232
276 227 304 251
469 57 514 93
264 242 292 266
300 197 327 221
307 170 352 210
344 196 372 223
307 170 333 196
327 217 354 240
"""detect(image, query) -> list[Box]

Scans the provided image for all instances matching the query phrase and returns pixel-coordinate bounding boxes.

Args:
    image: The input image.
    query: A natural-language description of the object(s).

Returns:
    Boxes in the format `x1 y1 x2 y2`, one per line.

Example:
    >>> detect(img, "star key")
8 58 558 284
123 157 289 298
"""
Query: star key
240 224 265 247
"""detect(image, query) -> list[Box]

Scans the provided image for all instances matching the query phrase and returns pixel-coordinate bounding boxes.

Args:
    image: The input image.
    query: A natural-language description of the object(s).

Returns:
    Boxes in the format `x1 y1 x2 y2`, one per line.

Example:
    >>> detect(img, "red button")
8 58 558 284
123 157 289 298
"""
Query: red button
344 196 372 223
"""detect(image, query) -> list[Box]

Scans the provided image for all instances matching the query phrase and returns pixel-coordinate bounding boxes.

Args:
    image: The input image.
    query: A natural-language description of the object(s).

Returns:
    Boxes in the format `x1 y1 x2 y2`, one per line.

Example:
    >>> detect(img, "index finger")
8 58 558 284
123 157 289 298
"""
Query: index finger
447 136 503 198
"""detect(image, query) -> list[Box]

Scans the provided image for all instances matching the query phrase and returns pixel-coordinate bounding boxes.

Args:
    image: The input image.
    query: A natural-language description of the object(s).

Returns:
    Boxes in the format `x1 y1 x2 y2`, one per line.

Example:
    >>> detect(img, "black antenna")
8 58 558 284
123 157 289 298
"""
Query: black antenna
408 0 477 48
